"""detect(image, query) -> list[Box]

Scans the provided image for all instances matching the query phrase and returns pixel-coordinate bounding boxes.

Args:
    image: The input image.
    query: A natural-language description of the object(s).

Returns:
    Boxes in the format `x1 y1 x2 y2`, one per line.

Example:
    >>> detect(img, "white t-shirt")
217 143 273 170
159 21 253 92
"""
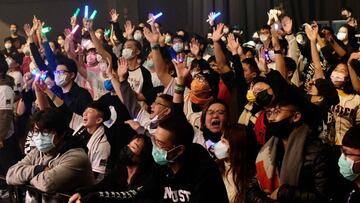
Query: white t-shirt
86 65 108 100
128 67 144 94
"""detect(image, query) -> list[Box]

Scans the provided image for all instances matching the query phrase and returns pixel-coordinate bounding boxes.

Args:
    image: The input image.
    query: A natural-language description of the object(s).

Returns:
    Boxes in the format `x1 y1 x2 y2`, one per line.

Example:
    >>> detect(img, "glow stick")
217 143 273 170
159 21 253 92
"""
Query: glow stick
74 8 80 17
31 69 46 81
41 27 52 34
89 10 97 20
105 29 111 36
147 12 163 23
212 12 221 20
71 24 79 34
82 40 92 49
84 5 89 18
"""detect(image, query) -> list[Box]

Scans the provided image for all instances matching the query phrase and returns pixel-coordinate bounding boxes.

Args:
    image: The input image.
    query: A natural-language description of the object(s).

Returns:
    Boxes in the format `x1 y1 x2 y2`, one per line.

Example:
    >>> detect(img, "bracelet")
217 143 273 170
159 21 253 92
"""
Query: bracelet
151 43 160 50
274 49 282 54
175 83 185 91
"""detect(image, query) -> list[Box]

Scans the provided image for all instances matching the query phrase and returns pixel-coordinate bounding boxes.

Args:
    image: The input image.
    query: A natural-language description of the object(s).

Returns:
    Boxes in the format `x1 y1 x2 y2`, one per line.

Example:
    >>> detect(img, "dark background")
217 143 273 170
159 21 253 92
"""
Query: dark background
0 0 359 45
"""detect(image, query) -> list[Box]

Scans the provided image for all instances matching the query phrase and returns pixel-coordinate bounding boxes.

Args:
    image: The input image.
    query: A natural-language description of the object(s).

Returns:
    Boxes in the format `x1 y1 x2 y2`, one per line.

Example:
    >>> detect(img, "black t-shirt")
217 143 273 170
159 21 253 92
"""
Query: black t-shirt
62 82 92 115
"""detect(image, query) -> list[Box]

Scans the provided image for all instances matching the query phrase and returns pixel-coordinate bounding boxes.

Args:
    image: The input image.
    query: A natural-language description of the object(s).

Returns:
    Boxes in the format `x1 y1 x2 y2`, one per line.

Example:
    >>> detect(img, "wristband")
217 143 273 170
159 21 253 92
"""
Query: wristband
151 43 160 50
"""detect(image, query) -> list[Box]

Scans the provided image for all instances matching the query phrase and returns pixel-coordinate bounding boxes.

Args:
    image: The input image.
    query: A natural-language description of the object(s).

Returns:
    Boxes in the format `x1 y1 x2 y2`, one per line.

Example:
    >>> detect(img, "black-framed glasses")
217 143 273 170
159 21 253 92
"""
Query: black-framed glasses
265 108 295 117
54 70 70 75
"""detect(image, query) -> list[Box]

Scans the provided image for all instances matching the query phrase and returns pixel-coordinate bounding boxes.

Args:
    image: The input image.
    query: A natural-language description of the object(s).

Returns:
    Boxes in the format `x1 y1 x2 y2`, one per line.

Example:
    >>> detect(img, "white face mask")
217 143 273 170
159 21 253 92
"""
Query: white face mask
143 59 154 70
337 32 347 41
223 28 230 34
172 43 184 53
122 48 134 60
214 141 229 159
55 73 69 87
32 132 55 153
260 34 269 43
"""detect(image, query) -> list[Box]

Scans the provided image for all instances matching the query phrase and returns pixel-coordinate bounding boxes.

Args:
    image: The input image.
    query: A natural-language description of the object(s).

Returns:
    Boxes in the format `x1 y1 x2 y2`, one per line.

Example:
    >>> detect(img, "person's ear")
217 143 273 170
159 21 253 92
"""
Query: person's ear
292 111 302 123
96 117 103 125
317 96 324 103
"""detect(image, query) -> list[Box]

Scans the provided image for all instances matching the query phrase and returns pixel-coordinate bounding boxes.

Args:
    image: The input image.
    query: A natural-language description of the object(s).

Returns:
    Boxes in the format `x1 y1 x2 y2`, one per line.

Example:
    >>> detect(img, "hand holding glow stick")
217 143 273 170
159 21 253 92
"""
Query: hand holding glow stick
41 27 52 34
71 24 79 34
147 12 163 23
206 12 221 22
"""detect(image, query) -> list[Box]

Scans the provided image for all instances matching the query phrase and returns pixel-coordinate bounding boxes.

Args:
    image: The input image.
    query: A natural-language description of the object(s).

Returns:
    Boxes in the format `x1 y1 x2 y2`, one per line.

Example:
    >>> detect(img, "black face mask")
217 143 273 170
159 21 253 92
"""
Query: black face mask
256 90 273 107
267 117 295 139
119 146 135 166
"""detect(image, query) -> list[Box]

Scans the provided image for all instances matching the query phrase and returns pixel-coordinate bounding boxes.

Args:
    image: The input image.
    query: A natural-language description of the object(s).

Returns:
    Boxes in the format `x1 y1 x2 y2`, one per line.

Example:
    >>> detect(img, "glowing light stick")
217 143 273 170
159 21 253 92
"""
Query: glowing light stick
84 5 89 18
105 29 111 37
31 69 46 81
82 40 92 49
89 10 97 20
212 12 221 20
147 12 163 23
71 24 79 34
74 8 80 17
41 27 52 34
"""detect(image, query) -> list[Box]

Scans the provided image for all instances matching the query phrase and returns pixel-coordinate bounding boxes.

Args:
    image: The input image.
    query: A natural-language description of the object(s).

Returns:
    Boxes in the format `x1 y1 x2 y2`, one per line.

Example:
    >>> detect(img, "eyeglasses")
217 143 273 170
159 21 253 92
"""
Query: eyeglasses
206 110 226 116
153 101 170 108
54 70 70 75
151 136 173 151
265 108 295 117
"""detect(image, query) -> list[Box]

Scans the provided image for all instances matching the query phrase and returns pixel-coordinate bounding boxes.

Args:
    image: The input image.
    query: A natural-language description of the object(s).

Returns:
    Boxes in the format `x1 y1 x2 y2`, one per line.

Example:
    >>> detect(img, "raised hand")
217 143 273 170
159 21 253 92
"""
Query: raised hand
24 24 33 37
109 9 119 22
226 33 240 55
143 26 159 44
117 57 128 82
206 12 216 26
211 23 224 42
172 57 190 83
255 54 269 74
304 23 317 42
124 20 135 38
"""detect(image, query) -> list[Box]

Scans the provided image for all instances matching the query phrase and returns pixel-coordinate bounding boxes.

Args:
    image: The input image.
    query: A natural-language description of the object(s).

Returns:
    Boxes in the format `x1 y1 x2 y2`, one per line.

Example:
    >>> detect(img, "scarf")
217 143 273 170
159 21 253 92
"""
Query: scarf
255 124 310 194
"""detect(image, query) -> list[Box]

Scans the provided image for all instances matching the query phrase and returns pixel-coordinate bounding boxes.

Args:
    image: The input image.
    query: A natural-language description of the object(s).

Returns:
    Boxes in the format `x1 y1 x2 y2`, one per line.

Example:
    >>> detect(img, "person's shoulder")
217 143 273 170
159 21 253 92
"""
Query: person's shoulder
186 144 214 166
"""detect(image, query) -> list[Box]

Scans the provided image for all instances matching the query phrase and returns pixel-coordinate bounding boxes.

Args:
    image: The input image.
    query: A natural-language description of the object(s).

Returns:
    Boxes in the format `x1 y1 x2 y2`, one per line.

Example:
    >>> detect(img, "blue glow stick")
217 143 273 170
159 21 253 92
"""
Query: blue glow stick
89 10 97 20
212 12 221 20
74 8 80 17
84 5 89 18
147 12 163 23
31 69 46 81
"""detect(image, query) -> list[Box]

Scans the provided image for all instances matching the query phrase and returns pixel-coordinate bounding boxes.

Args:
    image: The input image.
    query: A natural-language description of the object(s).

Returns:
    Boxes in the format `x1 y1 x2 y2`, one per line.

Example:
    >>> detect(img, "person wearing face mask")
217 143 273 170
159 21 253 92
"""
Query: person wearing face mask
337 24 358 53
6 23 26 51
6 108 94 200
38 56 93 130
121 39 154 105
2 38 23 66
72 101 111 183
171 35 186 56
68 134 155 203
57 34 66 54
255 92 335 203
338 125 360 203
214 124 265 203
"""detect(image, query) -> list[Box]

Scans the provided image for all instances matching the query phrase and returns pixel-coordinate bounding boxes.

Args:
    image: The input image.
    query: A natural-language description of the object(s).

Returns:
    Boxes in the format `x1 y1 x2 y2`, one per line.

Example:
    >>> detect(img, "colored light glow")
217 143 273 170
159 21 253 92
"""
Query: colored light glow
74 8 80 17
71 25 79 34
147 12 163 23
105 29 111 36
41 27 51 34
90 10 97 20
212 12 221 20
84 5 89 18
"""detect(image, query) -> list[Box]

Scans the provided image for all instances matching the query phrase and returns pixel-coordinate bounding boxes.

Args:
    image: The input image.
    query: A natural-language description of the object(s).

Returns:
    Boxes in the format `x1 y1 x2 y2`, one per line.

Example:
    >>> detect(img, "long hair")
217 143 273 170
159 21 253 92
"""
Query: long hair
219 124 256 203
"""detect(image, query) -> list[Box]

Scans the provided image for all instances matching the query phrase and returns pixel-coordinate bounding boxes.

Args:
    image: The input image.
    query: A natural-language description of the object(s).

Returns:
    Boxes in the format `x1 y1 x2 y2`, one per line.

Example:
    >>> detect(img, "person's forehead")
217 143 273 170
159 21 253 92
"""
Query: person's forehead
154 127 173 143
339 27 348 32
125 41 136 47
260 29 270 33
208 103 226 111
56 64 69 71
253 82 270 90
10 25 17 28
343 146 360 154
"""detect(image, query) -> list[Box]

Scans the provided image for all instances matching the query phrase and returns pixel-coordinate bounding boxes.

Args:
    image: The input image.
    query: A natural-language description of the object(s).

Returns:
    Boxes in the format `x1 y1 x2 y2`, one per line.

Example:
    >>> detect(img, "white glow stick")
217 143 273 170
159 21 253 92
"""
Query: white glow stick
147 12 163 23
71 24 79 34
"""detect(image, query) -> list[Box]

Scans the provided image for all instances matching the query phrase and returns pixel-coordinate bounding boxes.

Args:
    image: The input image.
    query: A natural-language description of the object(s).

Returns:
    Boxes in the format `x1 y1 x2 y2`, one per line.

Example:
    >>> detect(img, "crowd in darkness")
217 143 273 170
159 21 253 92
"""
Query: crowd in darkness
1 5 360 203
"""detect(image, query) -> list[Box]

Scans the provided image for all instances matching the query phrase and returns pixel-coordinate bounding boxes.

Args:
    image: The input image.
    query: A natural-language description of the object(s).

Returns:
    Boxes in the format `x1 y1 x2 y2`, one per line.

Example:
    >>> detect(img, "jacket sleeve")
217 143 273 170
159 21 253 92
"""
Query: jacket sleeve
110 22 127 44
119 80 141 119
29 43 47 71
29 149 92 193
140 67 155 105
246 175 275 203
43 41 57 72
277 142 333 203
6 149 38 185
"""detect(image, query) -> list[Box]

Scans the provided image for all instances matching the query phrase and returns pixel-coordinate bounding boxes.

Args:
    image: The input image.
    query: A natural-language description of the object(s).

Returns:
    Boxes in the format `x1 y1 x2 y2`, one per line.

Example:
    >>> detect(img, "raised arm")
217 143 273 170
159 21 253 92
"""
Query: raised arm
270 25 287 81
211 23 231 74
347 52 360 93
305 23 325 79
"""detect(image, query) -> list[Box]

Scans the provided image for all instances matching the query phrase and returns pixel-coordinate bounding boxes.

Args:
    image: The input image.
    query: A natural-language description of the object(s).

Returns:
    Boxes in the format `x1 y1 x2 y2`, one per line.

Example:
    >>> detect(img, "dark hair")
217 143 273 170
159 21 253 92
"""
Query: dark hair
158 115 194 147
284 57 297 73
260 25 271 31
9 23 17 28
157 94 174 108
86 100 111 122
0 53 8 77
125 39 143 59
172 35 185 43
57 33 65 39
200 99 229 131
220 124 256 203
55 55 78 78
242 47 256 57
343 125 360 149
242 58 260 75
30 108 70 136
